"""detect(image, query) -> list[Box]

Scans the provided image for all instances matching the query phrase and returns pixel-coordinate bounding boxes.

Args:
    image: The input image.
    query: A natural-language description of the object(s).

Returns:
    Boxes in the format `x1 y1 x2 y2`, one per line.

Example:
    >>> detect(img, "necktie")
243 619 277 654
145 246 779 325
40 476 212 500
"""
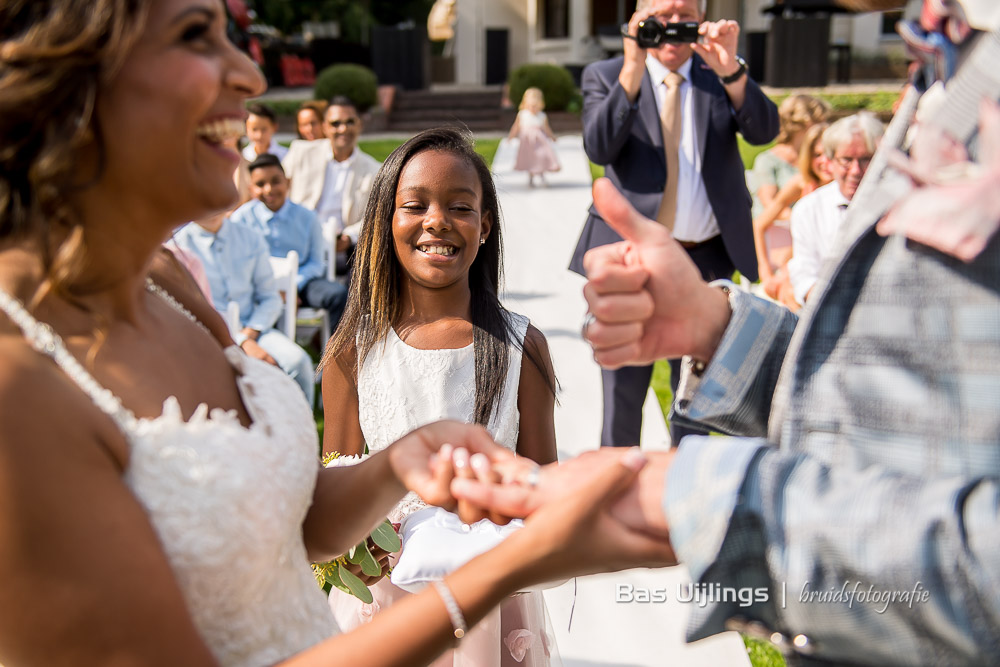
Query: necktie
656 71 685 232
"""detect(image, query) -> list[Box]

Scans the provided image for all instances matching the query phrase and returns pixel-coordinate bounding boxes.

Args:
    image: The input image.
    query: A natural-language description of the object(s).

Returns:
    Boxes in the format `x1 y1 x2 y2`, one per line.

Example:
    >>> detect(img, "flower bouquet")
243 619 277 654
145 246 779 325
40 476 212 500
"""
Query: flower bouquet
311 452 402 604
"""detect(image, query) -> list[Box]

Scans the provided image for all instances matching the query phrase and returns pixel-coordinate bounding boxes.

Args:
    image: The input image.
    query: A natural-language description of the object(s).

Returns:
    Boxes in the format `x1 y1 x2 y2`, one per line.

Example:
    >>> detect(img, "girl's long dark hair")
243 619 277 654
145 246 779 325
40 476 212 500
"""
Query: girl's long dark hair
322 127 554 426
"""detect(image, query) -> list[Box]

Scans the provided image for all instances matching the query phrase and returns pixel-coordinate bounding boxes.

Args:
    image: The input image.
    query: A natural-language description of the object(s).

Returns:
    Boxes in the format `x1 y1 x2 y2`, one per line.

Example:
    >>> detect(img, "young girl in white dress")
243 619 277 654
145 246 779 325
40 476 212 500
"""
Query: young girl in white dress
321 128 560 666
508 87 561 187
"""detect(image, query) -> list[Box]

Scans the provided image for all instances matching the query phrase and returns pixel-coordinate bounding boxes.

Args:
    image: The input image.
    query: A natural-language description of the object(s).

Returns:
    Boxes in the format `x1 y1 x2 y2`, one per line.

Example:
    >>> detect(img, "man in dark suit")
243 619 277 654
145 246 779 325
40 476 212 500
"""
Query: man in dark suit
570 0 778 448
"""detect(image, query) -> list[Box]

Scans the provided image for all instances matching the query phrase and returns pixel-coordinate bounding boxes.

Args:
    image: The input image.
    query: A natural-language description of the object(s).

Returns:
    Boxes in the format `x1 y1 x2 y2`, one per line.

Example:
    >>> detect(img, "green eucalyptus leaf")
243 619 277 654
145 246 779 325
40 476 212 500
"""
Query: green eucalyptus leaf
371 520 401 552
358 549 381 577
338 566 374 604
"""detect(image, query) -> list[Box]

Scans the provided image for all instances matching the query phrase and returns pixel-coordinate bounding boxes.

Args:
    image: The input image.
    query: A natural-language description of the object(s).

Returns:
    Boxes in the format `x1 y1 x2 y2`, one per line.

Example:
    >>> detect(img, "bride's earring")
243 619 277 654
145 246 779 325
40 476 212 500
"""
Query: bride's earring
479 237 486 245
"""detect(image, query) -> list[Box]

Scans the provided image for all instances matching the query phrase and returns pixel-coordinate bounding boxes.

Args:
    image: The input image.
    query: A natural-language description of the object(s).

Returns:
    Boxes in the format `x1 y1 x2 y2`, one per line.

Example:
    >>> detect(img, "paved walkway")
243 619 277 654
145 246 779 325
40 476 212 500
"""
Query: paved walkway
492 137 750 667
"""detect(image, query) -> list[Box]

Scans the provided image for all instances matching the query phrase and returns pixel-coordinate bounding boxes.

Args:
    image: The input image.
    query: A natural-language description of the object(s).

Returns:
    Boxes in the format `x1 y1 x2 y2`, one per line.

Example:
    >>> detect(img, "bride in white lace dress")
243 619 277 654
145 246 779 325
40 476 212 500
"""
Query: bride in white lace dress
0 2 674 665
320 129 559 666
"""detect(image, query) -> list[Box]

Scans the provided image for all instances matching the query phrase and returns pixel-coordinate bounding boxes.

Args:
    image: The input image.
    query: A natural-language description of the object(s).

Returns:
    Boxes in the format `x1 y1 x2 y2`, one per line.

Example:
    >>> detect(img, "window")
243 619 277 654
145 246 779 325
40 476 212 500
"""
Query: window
881 10 904 36
543 0 570 39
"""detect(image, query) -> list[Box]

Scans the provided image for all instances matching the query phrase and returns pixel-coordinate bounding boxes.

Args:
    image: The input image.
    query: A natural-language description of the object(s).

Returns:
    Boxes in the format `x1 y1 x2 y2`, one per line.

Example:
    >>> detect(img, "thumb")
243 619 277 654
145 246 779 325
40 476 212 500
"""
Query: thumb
593 178 665 245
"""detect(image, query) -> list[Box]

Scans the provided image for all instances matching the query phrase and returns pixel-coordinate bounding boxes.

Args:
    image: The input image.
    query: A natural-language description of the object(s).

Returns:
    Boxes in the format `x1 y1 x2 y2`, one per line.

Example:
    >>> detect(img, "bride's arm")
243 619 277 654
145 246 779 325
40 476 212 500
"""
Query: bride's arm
303 420 513 562
291 451 673 667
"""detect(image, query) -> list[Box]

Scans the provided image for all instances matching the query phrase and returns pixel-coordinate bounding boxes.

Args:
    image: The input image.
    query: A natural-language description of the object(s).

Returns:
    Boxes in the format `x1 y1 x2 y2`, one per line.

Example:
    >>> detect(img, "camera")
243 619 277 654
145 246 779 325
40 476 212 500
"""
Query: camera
621 18 700 48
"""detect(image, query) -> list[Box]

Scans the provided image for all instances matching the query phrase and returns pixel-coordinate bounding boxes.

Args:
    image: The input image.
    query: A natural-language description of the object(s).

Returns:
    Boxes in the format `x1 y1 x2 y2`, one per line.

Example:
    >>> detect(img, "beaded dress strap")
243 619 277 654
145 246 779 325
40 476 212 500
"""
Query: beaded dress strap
0 285 139 431
0 280 204 433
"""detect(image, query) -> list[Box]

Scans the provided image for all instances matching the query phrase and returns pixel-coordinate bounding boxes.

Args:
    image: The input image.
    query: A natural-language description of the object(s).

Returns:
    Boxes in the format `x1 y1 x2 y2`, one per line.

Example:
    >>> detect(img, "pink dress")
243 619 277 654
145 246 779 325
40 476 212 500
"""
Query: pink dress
513 110 560 175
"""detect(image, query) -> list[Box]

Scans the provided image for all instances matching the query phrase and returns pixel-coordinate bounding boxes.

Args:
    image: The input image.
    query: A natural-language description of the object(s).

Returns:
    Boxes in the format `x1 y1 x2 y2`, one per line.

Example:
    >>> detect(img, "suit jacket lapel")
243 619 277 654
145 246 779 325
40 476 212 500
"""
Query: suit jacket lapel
689 55 712 162
638 70 665 167
341 162 357 224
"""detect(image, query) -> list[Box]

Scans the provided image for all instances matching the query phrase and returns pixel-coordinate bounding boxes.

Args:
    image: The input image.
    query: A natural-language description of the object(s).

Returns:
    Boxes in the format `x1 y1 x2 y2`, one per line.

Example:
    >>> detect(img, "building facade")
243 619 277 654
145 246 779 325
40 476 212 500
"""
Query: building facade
446 0 917 87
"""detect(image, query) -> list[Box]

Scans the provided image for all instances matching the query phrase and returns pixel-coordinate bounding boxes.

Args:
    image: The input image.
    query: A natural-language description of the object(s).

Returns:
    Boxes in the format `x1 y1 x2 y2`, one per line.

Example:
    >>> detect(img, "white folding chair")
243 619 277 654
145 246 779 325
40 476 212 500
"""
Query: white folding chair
225 301 242 339
269 250 331 345
268 251 299 340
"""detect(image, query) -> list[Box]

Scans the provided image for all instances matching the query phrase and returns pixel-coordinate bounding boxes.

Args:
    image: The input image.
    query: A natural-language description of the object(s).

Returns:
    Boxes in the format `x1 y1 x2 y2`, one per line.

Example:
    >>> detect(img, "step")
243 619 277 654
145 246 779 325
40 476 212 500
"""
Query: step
386 118 502 132
389 108 501 122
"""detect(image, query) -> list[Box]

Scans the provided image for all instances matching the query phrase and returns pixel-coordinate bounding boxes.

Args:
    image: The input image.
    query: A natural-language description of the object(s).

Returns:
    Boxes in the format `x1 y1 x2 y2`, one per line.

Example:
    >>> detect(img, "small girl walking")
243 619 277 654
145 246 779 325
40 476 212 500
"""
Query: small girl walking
320 128 560 666
508 87 560 187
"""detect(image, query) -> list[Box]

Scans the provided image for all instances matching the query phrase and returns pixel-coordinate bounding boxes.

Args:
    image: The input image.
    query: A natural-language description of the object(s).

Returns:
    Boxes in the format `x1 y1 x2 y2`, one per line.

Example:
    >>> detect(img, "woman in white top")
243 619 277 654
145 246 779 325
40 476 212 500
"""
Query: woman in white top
0 2 672 665
321 128 559 666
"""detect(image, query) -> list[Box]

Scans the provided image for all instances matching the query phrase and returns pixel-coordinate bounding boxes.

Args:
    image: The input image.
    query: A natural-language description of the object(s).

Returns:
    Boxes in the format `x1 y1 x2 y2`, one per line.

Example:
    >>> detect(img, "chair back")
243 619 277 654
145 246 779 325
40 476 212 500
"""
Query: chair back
268 250 299 339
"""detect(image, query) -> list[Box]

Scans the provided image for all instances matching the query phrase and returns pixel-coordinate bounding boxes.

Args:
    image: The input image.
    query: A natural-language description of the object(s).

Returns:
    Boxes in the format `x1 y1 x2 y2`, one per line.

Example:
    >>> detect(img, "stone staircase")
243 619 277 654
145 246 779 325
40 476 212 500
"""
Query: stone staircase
386 87 505 132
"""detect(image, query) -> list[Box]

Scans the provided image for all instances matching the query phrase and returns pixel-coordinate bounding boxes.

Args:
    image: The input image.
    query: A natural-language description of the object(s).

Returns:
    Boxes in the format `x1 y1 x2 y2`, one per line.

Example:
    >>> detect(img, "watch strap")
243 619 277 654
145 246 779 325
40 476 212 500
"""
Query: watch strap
719 56 747 85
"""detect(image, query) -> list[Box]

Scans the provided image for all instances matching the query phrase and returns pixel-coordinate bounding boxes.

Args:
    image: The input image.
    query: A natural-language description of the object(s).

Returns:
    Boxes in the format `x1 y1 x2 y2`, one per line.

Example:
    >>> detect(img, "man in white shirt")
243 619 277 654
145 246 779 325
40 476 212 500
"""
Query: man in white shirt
569 0 778 447
281 96 381 276
788 112 885 305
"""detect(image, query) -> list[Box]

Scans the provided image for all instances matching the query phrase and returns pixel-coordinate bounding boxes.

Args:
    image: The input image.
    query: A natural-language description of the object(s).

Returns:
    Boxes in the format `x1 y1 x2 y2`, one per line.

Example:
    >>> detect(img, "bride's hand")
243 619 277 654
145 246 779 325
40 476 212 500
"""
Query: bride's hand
500 452 676 586
386 420 515 511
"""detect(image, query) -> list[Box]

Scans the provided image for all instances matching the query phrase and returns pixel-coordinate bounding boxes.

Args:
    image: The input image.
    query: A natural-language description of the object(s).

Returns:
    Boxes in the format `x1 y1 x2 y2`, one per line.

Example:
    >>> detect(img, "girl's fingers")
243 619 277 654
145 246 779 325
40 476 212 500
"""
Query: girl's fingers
470 453 510 525
453 448 489 523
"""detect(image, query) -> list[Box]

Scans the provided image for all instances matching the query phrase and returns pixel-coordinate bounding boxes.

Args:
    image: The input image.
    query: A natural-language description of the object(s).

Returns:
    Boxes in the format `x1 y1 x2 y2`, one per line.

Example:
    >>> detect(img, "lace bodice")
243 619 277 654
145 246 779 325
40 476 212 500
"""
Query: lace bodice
358 313 529 521
0 286 337 666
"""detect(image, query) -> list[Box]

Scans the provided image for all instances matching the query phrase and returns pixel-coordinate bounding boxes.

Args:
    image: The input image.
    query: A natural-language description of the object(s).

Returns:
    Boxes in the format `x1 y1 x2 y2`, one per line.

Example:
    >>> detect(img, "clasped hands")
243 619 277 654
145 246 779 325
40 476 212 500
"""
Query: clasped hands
388 420 676 577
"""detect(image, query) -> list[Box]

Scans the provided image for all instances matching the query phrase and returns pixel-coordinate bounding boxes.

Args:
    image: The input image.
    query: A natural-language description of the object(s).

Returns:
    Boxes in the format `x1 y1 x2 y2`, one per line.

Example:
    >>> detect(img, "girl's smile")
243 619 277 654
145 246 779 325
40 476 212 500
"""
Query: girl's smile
392 149 491 290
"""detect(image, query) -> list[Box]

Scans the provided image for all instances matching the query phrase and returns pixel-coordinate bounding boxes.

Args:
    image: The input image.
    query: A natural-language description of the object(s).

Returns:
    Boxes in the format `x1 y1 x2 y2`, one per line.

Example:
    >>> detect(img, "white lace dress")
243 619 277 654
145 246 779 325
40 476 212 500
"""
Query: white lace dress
0 285 337 667
329 312 559 667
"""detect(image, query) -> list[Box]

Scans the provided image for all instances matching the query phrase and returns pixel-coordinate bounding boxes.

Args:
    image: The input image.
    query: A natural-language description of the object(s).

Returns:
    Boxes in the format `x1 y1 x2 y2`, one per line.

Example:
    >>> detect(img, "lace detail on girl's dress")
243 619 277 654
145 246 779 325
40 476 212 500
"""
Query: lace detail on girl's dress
357 313 530 523
0 285 338 666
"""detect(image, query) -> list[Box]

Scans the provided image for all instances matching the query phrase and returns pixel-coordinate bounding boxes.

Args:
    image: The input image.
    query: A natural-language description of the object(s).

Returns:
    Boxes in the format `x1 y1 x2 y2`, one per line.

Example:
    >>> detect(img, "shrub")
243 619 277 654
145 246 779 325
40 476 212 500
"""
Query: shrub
508 64 577 112
314 64 378 112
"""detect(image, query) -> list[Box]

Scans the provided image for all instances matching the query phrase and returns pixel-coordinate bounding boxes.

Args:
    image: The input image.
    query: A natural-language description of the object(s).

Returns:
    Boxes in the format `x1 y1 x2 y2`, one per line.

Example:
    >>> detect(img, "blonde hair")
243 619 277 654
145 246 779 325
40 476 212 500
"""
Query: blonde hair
775 94 831 145
797 121 829 188
519 87 545 111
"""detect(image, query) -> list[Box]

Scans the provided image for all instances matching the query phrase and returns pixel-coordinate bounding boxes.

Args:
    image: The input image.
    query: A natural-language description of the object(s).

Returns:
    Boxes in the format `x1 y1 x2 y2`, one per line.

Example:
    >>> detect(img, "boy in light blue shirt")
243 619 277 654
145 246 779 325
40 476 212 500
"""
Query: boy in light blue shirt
230 154 347 334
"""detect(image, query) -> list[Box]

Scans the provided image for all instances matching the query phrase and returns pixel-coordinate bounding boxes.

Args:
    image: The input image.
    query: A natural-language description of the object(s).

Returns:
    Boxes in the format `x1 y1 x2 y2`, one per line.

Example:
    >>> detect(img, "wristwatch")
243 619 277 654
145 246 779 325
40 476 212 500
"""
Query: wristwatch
718 55 747 85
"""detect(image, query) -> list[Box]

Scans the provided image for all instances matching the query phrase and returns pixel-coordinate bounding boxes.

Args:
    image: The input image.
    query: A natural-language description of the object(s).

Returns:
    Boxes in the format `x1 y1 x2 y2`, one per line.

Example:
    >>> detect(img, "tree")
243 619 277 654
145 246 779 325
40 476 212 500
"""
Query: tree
250 0 436 40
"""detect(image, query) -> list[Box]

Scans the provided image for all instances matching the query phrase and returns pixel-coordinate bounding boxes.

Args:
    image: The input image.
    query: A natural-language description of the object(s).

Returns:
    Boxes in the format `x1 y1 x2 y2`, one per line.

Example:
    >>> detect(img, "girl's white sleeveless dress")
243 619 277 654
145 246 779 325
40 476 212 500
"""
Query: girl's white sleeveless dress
0 285 337 667
329 312 560 666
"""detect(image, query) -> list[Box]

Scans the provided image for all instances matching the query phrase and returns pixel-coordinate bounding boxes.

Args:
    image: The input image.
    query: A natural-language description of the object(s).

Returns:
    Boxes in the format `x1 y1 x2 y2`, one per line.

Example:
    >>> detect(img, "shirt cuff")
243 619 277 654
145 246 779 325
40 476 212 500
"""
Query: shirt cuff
673 281 778 425
663 435 768 582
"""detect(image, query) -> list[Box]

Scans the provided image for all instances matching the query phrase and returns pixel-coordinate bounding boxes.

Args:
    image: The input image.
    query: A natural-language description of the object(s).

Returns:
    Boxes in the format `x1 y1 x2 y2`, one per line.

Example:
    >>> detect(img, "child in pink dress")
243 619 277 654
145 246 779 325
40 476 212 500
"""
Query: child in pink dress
508 87 560 187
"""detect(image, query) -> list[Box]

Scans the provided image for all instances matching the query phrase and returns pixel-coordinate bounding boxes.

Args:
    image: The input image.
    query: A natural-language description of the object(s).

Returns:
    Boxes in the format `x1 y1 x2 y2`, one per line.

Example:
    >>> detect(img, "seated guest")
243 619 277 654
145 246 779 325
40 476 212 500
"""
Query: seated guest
753 121 832 310
295 100 328 141
282 96 381 272
173 213 315 406
230 154 348 333
787 112 885 305
242 102 288 162
750 94 830 220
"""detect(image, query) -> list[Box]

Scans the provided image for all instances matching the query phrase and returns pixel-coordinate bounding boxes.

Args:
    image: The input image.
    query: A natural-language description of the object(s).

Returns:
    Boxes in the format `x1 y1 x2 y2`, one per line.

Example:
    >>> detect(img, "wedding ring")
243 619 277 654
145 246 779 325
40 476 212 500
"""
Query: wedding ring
581 312 597 339
524 464 541 489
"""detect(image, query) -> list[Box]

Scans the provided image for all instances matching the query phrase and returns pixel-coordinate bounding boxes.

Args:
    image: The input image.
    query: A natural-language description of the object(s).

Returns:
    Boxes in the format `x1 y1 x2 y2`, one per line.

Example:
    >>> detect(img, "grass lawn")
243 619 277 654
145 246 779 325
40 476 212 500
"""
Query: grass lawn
359 137 500 166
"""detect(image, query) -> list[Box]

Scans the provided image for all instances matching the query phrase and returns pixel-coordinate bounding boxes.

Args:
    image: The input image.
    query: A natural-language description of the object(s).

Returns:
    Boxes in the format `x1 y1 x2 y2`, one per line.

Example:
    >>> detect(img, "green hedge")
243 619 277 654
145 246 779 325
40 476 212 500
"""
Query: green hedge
508 64 577 112
314 64 378 112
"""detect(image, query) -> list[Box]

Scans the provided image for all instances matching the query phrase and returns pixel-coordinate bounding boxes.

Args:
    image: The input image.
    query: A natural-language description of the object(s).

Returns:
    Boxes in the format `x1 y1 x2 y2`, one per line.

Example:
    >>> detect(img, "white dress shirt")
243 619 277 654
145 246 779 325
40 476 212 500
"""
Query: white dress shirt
645 55 720 243
314 147 356 236
787 181 851 304
242 138 288 162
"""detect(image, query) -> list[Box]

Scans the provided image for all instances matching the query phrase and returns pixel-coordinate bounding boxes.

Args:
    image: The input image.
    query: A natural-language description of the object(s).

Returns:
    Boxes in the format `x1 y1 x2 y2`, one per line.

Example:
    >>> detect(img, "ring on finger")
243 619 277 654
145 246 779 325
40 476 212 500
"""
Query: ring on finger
581 312 597 339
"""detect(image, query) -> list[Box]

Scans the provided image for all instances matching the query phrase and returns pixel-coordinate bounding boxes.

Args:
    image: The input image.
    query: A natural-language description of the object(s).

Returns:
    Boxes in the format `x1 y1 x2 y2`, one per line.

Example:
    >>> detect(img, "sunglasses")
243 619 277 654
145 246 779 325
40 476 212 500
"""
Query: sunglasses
327 118 359 129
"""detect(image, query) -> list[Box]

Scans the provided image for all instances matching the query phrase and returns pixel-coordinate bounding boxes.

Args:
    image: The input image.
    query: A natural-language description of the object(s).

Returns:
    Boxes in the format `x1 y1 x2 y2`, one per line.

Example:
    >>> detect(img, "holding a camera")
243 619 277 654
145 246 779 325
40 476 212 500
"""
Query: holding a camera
569 0 778 448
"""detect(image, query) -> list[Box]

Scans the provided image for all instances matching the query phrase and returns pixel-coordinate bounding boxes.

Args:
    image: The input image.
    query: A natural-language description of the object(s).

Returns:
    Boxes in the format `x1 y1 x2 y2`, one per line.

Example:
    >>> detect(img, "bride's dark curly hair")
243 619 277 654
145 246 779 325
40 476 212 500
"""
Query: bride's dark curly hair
0 0 148 301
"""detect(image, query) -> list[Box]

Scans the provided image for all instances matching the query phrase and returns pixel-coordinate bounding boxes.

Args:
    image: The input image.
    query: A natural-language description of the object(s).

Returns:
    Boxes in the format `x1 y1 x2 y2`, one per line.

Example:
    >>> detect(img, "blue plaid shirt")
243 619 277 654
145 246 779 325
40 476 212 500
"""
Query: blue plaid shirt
661 30 1000 660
